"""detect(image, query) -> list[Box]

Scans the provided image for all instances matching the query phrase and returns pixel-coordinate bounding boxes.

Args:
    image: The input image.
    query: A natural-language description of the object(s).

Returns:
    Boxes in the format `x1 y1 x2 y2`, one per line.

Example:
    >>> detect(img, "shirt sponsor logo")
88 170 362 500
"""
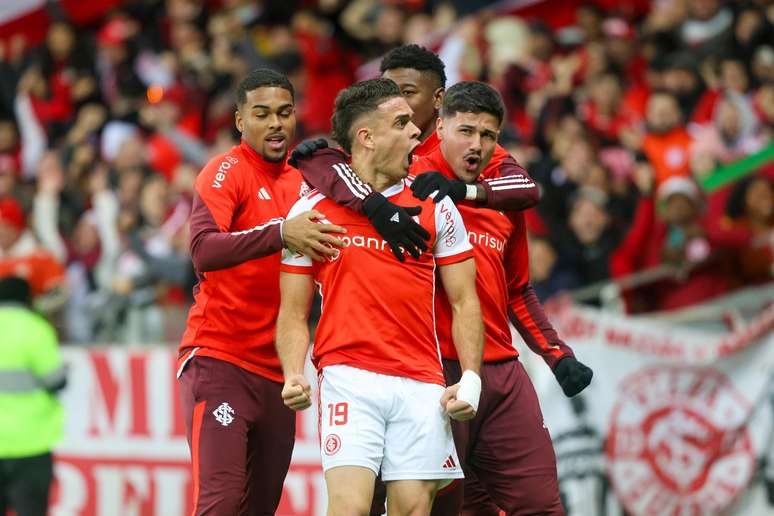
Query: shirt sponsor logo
257 187 271 200
439 203 456 247
468 231 505 253
211 156 239 189
213 402 235 426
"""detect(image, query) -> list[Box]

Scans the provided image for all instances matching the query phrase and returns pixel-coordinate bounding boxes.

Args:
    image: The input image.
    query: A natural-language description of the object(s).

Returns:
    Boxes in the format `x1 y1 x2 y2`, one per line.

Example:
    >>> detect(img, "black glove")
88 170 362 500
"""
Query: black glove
411 172 467 204
363 192 431 261
553 356 593 397
288 138 328 167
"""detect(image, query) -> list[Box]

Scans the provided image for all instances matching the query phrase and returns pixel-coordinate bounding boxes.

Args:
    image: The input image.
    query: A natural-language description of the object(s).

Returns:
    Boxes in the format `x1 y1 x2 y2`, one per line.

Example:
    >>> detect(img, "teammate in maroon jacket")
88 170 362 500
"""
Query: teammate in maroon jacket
177 69 347 516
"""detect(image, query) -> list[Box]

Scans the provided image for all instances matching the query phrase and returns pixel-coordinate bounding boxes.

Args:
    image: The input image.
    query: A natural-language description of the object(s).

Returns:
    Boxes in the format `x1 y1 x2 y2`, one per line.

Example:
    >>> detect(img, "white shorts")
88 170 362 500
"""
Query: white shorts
317 364 463 482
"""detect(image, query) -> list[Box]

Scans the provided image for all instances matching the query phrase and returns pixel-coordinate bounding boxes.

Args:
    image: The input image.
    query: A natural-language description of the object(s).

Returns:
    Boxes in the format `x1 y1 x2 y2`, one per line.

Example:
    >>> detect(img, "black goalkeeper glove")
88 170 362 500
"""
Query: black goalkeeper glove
288 138 328 167
363 192 431 261
553 356 593 397
411 172 468 204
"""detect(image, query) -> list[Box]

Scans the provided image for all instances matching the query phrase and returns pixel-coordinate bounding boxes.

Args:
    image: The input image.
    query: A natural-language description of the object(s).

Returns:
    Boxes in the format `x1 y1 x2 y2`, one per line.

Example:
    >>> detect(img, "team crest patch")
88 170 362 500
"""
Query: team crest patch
299 181 311 198
213 402 235 427
323 434 341 456
606 367 754 515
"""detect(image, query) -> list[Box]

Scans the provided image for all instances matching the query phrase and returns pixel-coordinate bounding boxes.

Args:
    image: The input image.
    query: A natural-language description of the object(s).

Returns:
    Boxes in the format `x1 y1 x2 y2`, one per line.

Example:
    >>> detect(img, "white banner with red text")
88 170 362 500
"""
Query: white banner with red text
50 298 774 515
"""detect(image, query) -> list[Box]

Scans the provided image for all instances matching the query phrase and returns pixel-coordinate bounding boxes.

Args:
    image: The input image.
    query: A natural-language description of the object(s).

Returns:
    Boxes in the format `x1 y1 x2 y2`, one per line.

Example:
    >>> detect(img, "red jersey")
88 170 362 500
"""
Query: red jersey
179 141 304 383
642 127 693 187
413 148 572 367
281 178 474 385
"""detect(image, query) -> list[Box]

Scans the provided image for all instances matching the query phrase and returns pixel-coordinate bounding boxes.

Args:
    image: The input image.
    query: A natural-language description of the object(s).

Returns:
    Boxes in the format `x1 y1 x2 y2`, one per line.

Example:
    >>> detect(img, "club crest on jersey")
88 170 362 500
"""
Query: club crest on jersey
299 181 311 198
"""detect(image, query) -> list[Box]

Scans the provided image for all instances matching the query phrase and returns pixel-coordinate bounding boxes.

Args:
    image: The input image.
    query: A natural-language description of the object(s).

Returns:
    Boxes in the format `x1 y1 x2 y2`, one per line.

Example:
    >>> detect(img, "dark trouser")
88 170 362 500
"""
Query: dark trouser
0 452 53 516
370 359 564 516
179 357 296 515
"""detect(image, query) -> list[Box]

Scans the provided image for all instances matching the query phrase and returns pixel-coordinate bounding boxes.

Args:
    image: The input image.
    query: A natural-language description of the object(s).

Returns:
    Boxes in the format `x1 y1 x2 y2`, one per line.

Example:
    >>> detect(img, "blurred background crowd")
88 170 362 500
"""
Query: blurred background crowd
0 0 772 344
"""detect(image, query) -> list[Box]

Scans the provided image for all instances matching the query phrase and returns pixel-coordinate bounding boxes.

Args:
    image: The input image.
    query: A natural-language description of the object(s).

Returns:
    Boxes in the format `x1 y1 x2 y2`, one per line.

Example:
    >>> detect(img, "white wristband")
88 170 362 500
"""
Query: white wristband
465 184 478 201
456 370 481 412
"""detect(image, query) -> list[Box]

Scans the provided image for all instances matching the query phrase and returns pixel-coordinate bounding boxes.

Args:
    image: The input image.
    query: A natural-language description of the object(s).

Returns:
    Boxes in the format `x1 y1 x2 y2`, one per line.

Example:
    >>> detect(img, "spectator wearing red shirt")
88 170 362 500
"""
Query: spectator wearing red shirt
642 91 693 187
610 176 734 313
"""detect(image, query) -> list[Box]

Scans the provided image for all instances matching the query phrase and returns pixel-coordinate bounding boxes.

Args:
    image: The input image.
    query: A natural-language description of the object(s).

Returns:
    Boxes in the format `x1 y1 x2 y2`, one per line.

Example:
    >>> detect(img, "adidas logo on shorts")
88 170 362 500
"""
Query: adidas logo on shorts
441 455 457 470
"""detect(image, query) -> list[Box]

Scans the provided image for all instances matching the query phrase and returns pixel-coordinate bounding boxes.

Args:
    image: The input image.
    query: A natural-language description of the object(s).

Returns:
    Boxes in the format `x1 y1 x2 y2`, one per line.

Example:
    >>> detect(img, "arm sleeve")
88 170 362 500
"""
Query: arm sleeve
505 212 574 369
433 197 474 264
189 158 284 272
609 196 655 278
32 191 67 263
92 190 121 290
479 152 540 211
297 148 373 213
29 317 62 375
279 197 316 274
14 92 47 180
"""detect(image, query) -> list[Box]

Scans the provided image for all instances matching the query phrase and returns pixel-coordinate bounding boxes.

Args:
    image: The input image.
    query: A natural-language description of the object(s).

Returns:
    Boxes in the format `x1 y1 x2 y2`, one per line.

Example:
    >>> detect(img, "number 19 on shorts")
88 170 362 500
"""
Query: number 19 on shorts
327 402 348 426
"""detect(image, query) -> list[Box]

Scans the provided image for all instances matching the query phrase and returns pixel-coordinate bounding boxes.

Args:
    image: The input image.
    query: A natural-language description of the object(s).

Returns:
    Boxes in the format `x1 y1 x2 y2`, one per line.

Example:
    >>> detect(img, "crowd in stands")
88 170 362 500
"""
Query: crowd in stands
0 0 772 343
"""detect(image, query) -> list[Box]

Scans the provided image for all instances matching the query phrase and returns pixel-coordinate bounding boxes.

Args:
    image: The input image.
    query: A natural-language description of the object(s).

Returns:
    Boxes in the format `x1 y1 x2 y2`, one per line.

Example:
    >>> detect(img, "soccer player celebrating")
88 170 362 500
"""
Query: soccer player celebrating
276 78 484 516
291 44 540 230
298 80 593 514
177 69 347 515
414 81 593 515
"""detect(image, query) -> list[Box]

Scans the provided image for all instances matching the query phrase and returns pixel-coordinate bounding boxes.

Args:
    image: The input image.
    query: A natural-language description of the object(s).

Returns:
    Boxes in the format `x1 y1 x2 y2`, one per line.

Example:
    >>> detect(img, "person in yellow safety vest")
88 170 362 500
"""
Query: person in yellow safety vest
0 276 66 516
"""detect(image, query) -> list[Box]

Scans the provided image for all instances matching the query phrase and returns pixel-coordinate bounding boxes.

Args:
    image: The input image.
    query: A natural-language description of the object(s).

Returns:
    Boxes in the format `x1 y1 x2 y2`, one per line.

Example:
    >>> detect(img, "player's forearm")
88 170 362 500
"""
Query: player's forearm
450 296 484 374
297 148 372 213
509 283 573 369
276 272 314 376
189 195 284 272
190 225 283 272
276 318 310 377
478 157 540 211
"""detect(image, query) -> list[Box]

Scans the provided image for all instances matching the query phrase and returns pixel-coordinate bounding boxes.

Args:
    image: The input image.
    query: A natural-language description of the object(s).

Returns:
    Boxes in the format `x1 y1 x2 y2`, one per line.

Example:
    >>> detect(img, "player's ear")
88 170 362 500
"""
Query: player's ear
433 88 444 111
436 117 444 140
355 126 374 150
235 110 244 133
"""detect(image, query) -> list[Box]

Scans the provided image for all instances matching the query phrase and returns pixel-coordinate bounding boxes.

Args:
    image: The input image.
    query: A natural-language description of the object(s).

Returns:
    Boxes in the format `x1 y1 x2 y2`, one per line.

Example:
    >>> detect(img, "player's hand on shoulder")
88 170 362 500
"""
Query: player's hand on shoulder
411 172 467 204
440 384 477 421
282 374 312 411
288 138 328 167
362 192 431 262
283 209 347 261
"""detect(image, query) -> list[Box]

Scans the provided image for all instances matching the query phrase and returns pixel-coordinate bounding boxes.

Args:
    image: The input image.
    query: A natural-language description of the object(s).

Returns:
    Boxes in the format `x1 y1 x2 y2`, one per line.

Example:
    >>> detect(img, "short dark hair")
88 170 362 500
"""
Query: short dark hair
0 276 31 305
441 81 505 126
380 44 447 88
331 78 401 154
236 68 294 108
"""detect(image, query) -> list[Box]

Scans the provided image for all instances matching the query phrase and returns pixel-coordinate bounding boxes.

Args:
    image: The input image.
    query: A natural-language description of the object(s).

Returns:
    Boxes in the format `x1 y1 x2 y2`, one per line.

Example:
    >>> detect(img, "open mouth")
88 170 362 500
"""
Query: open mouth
464 154 481 172
265 134 286 151
406 140 420 167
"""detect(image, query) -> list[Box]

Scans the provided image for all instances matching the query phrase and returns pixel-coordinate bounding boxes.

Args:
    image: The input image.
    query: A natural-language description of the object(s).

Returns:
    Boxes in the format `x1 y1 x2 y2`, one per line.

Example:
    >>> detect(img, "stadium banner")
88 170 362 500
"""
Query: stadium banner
49 301 774 515
527 299 774 516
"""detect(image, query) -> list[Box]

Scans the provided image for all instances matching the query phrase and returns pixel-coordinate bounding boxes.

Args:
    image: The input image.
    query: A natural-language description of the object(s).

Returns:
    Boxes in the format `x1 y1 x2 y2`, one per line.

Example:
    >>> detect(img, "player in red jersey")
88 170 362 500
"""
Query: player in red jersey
413 81 593 515
177 69 348 516
276 79 484 516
